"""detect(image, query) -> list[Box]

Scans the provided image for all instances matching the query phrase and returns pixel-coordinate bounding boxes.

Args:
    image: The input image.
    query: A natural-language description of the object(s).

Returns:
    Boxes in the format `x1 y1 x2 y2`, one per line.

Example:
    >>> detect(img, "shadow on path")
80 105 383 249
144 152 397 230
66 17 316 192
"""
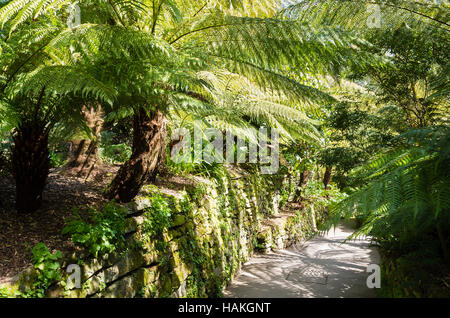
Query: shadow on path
224 222 380 298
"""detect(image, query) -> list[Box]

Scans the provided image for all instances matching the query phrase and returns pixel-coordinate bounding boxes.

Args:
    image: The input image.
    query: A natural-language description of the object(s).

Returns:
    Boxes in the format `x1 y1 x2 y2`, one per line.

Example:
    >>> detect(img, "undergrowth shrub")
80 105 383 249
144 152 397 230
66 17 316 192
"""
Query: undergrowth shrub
142 193 172 238
0 135 12 176
98 130 132 164
379 238 450 298
99 143 132 165
62 201 127 257
0 287 12 298
49 150 66 168
20 243 62 298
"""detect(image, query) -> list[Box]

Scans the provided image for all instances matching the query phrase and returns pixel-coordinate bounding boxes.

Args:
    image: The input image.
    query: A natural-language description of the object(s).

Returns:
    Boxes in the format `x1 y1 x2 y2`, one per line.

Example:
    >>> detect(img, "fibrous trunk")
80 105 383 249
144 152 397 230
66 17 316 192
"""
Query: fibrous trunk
65 106 103 179
323 166 332 190
106 108 167 202
12 122 50 213
0 154 4 175
295 169 309 202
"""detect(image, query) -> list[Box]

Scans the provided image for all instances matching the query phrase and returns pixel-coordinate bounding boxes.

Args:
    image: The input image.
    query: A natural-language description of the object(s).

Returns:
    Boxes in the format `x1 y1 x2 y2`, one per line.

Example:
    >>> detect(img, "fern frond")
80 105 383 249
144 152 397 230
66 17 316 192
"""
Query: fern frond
328 127 450 244
281 0 450 32
8 65 117 104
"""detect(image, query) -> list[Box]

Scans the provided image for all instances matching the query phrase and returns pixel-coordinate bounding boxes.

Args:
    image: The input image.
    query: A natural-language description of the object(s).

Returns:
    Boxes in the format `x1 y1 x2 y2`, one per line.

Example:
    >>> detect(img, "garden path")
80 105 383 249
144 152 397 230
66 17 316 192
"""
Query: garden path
224 222 380 298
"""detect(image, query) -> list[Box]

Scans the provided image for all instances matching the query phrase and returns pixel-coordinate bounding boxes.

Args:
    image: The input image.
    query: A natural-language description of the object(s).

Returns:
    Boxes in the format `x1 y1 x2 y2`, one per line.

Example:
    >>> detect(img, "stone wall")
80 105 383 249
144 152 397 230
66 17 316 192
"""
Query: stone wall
4 167 323 298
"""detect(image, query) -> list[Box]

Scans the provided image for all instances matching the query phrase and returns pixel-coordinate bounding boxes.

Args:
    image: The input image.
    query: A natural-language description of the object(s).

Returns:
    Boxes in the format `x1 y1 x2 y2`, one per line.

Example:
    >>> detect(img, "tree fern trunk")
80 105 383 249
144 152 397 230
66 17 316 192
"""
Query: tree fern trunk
295 169 309 202
106 108 167 202
65 106 103 179
323 166 332 190
12 122 50 213
0 153 3 176
436 222 449 263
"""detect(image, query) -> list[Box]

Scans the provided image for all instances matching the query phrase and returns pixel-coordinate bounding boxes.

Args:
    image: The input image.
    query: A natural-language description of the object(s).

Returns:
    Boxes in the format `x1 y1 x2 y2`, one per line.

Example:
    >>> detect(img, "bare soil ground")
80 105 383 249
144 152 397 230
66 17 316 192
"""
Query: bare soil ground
0 165 119 283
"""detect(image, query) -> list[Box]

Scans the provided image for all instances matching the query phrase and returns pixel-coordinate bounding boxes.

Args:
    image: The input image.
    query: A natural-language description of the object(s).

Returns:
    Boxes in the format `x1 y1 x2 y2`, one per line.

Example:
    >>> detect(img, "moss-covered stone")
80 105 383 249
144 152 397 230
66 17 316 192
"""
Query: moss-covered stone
171 214 187 227
4 167 325 298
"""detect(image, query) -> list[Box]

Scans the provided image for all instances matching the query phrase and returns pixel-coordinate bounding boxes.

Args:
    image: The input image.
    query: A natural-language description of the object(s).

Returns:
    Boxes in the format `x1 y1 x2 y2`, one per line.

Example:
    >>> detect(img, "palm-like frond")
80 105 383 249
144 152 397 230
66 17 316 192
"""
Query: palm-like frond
203 71 324 144
326 126 450 242
281 0 450 32
0 0 69 32
0 0 382 149
7 65 117 104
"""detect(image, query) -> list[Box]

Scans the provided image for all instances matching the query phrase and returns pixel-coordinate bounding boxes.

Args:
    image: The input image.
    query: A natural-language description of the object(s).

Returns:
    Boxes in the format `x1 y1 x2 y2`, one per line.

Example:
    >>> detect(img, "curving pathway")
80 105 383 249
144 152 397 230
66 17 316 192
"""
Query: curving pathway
224 222 380 298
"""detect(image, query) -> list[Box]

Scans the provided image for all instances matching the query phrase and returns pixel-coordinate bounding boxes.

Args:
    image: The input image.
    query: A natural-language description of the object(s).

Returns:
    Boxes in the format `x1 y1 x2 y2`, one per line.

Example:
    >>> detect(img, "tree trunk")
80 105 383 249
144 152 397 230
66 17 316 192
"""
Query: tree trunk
0 153 3 175
0 151 4 208
295 169 309 203
12 122 50 213
65 106 103 179
436 222 449 263
323 166 332 190
106 108 167 202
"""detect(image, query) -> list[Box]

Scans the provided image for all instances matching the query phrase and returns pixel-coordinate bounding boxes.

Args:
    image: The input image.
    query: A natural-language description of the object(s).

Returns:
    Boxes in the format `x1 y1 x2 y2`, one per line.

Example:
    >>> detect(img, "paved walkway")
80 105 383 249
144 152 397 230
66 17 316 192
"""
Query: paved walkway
224 222 380 298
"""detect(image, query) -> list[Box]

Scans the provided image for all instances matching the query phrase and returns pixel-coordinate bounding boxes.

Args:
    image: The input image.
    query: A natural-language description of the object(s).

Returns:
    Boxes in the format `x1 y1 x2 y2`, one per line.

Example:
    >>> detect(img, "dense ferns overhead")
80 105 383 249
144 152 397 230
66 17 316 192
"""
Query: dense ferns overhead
283 1 449 114
0 0 379 147
281 0 450 31
298 1 450 256
0 0 387 208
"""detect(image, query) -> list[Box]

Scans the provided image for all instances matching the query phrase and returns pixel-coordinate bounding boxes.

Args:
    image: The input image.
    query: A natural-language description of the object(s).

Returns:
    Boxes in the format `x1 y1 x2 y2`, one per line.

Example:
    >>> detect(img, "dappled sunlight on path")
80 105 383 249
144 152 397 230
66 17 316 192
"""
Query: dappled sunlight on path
224 222 380 298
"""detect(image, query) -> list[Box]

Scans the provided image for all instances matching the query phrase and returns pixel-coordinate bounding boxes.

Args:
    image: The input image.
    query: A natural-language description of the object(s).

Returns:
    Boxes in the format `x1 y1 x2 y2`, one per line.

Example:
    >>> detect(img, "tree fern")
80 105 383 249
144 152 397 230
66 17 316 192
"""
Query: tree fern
0 0 389 205
281 0 450 32
326 127 450 248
